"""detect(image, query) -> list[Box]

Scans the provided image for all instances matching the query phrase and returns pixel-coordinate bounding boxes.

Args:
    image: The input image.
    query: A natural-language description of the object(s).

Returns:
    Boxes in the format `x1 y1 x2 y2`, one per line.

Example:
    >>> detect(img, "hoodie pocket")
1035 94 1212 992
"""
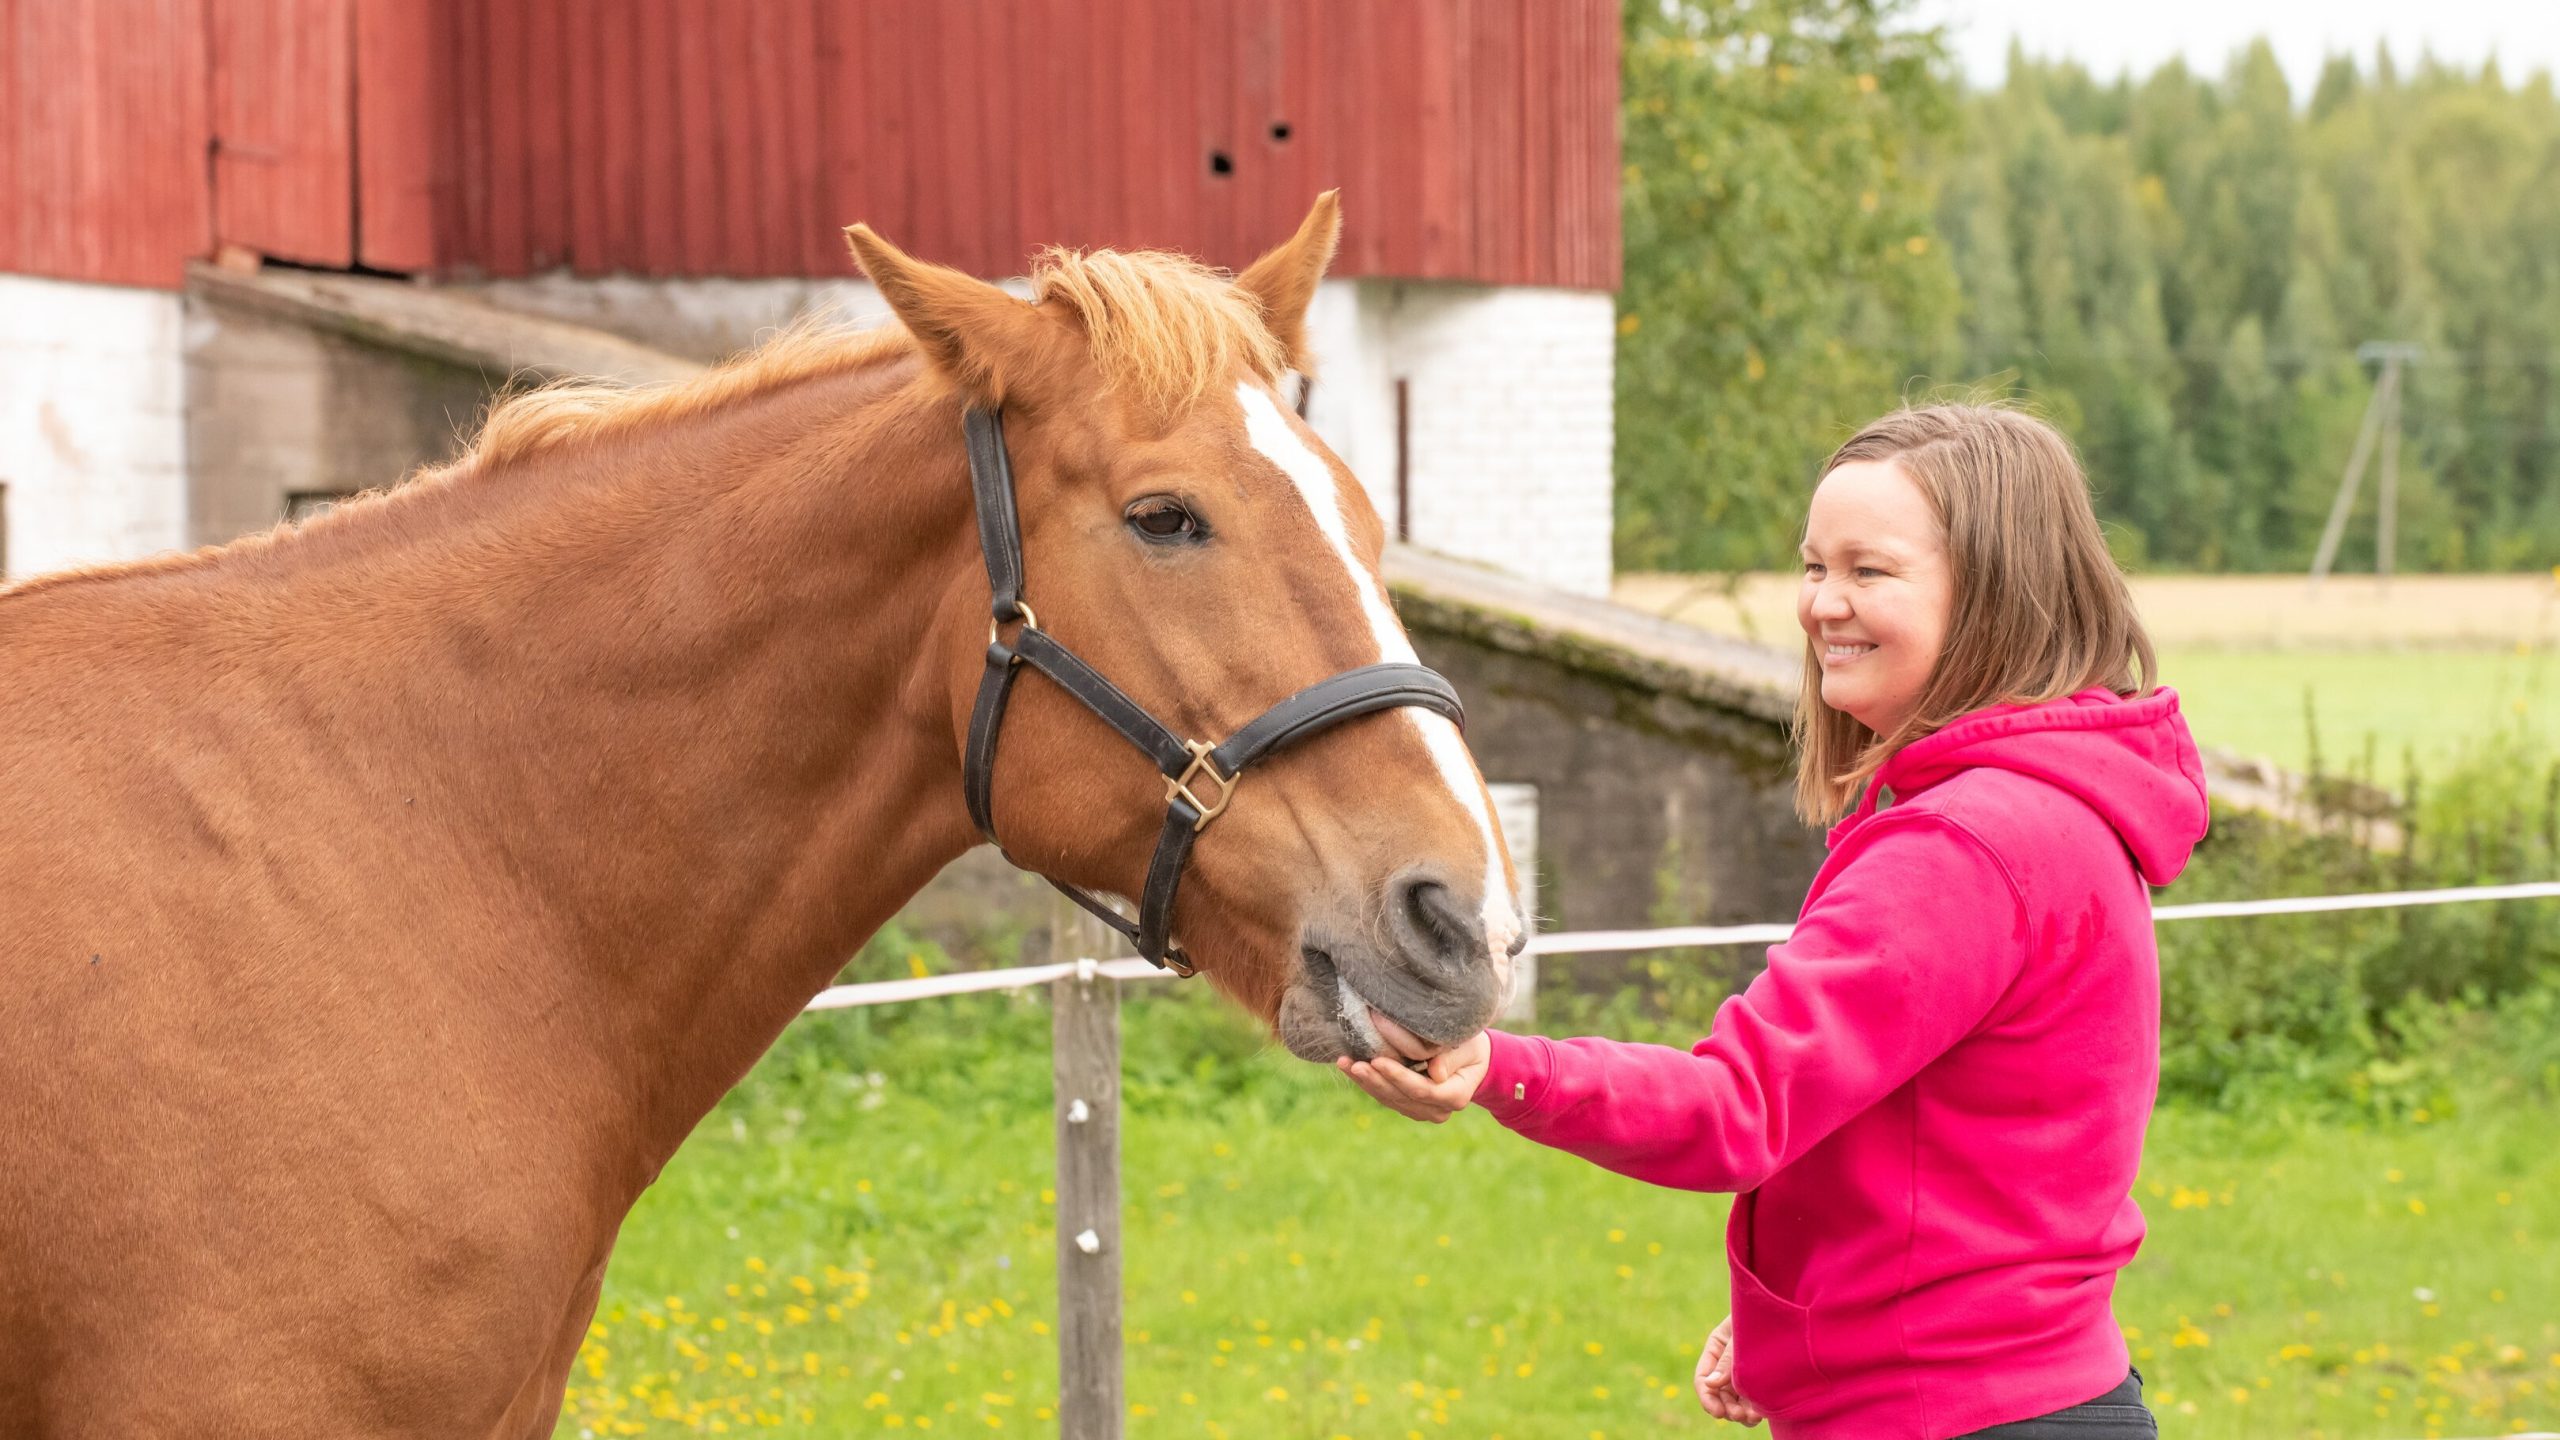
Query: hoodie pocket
1726 1237 1834 1416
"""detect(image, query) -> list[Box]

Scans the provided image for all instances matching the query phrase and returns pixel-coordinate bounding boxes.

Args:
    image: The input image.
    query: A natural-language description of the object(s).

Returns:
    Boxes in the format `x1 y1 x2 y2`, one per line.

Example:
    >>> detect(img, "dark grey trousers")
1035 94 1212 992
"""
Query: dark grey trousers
1955 1371 2157 1438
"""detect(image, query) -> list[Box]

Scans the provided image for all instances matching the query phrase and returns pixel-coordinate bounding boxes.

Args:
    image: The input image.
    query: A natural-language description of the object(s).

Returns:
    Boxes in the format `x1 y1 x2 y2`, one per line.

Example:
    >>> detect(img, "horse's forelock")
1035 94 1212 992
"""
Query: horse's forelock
1027 247 1293 420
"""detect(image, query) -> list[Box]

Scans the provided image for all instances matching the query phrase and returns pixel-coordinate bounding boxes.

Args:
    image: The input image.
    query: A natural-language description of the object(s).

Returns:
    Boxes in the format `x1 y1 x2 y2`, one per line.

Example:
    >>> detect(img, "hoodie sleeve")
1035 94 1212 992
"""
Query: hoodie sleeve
1476 812 2029 1193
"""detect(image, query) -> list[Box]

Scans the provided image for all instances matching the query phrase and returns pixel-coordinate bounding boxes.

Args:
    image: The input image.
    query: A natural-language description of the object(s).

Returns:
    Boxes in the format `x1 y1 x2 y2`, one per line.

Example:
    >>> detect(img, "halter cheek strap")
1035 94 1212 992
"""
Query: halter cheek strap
957 407 1466 975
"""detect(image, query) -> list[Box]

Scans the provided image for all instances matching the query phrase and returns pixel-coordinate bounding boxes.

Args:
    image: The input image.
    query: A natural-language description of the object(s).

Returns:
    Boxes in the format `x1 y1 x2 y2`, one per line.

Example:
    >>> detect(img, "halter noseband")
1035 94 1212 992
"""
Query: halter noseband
959 406 1466 976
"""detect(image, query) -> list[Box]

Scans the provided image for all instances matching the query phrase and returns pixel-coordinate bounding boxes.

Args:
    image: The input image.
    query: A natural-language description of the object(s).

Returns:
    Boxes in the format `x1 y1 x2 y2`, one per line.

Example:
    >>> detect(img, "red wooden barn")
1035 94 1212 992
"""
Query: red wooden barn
5 0 1617 289
2 0 1622 596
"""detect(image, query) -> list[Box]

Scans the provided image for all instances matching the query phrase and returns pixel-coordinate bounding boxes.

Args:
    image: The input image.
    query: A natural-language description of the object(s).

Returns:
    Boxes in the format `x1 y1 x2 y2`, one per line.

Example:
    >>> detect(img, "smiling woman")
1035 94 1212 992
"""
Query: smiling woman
1346 404 2207 1440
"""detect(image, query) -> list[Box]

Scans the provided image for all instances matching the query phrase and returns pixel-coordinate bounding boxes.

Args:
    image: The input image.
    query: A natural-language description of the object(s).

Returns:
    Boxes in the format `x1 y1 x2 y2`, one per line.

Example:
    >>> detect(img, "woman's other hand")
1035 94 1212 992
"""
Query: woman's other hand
1333 1011 1489 1123
1695 1316 1764 1426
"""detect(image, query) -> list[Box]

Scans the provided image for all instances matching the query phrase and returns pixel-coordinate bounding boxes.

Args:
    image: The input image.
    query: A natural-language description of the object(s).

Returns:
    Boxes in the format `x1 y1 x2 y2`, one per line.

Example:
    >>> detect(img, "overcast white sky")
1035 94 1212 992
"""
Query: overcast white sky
1920 0 2560 93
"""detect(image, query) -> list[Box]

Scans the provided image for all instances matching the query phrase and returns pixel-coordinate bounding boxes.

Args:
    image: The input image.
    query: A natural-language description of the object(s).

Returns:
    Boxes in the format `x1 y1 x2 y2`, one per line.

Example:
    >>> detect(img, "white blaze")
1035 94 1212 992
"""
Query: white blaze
1234 383 1522 960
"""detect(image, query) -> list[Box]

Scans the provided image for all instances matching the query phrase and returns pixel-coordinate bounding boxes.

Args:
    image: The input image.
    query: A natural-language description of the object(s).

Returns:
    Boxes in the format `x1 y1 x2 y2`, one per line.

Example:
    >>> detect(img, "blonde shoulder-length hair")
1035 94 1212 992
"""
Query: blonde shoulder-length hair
1794 404 2157 823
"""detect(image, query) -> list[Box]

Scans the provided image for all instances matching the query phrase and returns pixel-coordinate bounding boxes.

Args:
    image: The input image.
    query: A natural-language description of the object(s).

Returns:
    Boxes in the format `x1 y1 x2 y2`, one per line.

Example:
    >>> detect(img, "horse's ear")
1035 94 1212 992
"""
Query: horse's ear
1235 190 1342 371
844 223 1050 403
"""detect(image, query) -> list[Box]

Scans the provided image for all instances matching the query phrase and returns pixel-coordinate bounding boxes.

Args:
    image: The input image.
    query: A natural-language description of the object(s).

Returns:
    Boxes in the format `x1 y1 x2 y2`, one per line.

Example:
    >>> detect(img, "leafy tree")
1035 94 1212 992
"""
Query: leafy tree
1613 0 1960 571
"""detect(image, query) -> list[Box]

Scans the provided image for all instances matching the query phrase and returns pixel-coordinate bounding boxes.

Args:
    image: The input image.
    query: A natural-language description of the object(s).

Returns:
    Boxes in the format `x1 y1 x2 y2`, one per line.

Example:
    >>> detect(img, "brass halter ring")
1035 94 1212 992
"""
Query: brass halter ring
987 600 1039 648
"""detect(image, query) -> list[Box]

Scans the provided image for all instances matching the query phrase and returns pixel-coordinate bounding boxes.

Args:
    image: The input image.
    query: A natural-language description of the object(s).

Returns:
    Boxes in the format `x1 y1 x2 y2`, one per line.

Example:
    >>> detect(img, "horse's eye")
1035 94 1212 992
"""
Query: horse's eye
1126 497 1201 542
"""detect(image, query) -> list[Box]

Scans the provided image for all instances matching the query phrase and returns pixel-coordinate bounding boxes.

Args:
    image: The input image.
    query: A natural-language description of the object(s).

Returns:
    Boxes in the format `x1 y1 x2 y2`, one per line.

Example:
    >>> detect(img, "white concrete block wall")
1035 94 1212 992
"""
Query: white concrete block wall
1300 279 1616 598
0 274 190 581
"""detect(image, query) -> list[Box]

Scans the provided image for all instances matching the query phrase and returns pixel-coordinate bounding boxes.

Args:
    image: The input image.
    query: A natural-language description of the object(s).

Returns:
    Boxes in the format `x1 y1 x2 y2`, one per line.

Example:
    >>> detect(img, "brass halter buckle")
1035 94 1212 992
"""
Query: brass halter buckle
1165 739 1237 832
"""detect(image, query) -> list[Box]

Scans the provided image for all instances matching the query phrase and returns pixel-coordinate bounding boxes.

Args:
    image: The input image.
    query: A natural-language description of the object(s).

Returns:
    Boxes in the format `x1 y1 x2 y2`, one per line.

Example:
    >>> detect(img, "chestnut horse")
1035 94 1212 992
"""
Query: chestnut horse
0 196 1522 1437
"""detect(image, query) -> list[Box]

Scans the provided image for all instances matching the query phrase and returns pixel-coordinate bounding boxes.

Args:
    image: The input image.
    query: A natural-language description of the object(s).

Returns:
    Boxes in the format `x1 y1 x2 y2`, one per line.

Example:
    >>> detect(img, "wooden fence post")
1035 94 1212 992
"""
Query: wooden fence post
1049 901 1122 1440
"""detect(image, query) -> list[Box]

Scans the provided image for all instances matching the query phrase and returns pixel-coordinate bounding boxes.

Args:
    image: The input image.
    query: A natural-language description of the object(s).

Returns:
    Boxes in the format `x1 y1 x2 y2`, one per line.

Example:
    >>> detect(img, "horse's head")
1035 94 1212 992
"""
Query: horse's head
846 195 1523 1063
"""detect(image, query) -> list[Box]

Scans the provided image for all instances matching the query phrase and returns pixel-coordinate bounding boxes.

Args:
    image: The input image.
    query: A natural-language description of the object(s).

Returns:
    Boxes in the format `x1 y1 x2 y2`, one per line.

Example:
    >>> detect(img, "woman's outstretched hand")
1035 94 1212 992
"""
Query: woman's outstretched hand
1694 1316 1765 1426
1333 1011 1489 1123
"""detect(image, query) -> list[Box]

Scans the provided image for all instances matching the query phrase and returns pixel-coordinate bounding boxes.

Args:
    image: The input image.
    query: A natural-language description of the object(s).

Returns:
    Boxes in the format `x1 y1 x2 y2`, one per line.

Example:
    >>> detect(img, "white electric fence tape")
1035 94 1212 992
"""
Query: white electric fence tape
797 882 2560 1013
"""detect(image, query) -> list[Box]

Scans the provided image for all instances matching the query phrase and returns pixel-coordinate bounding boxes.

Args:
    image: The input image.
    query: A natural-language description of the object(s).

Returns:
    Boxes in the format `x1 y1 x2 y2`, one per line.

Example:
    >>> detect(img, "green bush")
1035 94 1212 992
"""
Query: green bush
2157 730 2560 1112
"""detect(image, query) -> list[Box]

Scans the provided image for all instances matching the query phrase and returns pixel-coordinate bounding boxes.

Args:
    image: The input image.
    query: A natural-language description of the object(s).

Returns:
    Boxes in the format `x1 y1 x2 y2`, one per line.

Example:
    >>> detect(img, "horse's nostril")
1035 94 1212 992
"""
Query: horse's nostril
1401 878 1449 941
1393 875 1482 976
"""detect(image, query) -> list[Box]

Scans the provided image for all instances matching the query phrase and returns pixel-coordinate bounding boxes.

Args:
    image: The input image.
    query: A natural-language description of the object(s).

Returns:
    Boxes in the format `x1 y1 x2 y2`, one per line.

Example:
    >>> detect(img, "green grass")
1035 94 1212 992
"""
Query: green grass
2160 648 2559 789
558 994 2559 1439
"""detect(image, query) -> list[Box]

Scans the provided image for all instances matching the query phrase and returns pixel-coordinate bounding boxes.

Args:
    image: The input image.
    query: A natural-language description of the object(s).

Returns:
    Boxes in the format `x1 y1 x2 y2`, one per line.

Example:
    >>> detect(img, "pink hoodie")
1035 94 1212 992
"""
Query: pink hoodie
1479 688 2208 1439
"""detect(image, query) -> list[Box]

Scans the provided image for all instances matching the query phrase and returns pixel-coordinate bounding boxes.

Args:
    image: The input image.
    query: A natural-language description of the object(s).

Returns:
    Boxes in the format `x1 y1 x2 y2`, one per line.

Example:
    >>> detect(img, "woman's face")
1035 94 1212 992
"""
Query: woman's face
1797 459 1954 736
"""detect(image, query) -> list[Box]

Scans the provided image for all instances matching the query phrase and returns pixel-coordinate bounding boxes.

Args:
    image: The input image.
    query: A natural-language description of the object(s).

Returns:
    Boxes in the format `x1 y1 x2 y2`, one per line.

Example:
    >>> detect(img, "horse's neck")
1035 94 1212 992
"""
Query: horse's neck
253 364 984 1158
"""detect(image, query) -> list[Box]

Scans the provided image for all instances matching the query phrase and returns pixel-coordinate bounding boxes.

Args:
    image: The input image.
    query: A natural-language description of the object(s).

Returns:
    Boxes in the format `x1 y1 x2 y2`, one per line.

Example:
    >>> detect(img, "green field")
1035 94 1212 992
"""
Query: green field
2160 648 2557 789
557 998 2559 1440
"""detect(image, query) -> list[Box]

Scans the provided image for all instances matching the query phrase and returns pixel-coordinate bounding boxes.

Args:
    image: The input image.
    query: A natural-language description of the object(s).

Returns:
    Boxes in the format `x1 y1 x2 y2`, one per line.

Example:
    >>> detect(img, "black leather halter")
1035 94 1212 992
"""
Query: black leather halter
959 406 1466 976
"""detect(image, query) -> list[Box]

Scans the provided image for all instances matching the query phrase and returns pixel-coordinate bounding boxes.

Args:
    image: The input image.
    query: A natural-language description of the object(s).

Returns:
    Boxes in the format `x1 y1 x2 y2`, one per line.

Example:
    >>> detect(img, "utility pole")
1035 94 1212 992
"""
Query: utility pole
2309 341 2422 590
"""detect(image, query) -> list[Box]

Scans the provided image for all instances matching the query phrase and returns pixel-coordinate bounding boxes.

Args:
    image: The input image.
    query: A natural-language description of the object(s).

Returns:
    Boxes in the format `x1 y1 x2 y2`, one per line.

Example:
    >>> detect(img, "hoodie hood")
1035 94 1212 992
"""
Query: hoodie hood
1859 687 2209 886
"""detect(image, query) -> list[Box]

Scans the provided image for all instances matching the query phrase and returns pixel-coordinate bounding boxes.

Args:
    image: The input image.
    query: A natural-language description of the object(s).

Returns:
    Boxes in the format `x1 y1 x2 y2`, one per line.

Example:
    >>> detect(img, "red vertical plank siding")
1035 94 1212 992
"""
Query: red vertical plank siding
1492 0 1537 288
558 0 606 274
1242 0 1312 269
2 0 210 288
521 0 570 272
1578 0 1617 288
447 0 488 269
630 0 682 275
826 1 892 268
1390 1 1448 279
1320 0 1372 275
779 0 829 277
582 0 636 275
670 2 718 275
479 0 529 274
918 2 986 270
354 0 451 272
209 0 351 268
1193 0 1245 268
739 3 791 276
0 0 21 276
998 0 1058 265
